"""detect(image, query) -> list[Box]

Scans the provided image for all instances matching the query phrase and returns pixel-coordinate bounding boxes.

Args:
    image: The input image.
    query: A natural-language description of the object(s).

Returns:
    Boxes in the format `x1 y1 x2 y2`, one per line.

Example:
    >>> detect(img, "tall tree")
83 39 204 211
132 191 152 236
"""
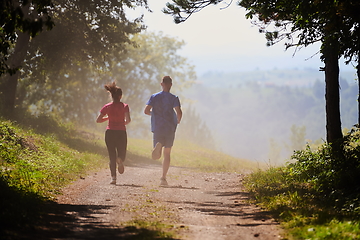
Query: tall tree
336 1 360 126
0 0 54 117
163 0 360 144
0 0 148 118
358 59 360 125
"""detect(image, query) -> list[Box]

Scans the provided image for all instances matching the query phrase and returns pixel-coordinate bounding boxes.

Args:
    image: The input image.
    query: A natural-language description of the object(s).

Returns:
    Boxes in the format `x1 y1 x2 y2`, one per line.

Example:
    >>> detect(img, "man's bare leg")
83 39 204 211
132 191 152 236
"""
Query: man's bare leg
161 147 172 185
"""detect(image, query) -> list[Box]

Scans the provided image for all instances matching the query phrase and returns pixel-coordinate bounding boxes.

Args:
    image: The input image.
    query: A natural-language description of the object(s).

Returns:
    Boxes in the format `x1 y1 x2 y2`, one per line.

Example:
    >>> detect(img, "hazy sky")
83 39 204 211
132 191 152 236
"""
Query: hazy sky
136 0 355 75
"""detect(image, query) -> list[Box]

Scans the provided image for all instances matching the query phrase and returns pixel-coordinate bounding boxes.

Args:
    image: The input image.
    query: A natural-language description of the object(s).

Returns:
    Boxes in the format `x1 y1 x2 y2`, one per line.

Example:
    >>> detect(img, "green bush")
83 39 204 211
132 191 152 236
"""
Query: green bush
289 128 360 213
244 128 360 239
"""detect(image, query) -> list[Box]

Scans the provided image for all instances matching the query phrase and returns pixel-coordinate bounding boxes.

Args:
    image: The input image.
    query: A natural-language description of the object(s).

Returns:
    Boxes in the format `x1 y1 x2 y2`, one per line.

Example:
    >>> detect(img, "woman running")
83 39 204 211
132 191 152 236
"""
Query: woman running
96 82 131 184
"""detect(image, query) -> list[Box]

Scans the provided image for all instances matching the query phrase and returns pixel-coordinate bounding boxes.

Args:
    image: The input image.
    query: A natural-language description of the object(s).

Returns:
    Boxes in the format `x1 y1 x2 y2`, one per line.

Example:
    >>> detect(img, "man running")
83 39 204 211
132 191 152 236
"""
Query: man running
144 76 182 186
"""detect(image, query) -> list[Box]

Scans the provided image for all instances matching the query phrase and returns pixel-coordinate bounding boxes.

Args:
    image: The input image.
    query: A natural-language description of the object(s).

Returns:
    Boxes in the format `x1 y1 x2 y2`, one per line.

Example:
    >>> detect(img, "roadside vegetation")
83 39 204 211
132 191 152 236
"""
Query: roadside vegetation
0 116 107 237
244 127 360 239
0 116 257 239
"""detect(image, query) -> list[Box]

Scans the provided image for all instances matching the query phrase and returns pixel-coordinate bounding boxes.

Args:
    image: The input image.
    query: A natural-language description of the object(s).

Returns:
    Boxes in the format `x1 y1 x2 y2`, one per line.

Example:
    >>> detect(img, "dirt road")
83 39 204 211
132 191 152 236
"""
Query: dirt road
40 156 282 240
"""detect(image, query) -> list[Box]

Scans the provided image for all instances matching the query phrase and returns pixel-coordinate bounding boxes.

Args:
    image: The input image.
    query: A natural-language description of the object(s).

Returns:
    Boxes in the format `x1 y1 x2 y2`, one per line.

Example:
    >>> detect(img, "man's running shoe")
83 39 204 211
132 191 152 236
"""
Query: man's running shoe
160 177 168 186
152 142 162 160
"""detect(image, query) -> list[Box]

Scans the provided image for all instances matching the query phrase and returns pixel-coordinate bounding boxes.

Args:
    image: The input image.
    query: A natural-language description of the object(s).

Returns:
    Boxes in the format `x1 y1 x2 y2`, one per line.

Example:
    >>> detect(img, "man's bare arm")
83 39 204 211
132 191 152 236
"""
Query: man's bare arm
144 105 152 115
174 106 182 124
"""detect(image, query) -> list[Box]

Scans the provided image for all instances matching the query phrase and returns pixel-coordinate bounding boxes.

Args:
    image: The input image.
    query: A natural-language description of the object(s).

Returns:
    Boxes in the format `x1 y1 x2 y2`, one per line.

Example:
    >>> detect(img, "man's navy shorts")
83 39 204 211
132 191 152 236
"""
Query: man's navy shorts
153 131 175 148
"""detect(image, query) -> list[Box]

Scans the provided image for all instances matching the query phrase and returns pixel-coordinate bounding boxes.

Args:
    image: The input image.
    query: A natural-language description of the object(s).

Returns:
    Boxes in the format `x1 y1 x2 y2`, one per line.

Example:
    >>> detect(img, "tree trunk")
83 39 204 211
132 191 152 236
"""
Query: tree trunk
324 44 343 143
1 31 30 118
358 54 360 126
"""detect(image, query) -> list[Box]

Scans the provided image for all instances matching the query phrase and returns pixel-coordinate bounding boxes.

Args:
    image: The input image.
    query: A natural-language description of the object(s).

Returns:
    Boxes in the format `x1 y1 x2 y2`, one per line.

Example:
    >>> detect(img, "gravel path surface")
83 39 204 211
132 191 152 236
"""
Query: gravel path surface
49 159 283 240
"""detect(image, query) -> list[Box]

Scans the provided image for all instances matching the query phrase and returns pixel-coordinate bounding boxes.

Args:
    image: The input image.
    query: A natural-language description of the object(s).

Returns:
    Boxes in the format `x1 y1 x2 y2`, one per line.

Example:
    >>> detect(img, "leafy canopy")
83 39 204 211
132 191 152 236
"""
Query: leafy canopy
0 0 54 75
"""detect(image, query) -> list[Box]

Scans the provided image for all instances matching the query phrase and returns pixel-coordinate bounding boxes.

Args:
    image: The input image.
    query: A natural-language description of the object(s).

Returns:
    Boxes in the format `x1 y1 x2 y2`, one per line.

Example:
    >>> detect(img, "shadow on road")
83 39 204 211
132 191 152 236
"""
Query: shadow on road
2 201 179 240
164 190 275 226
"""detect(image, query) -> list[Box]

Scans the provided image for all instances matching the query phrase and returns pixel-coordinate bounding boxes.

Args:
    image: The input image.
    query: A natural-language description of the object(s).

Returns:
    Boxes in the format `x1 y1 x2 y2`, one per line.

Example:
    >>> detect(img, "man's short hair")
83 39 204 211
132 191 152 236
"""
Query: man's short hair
162 76 172 85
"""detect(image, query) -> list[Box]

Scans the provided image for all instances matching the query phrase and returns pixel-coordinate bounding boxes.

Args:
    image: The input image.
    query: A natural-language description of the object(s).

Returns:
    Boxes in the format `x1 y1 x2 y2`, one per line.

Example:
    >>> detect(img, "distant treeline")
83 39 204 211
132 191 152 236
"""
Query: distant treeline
183 69 358 163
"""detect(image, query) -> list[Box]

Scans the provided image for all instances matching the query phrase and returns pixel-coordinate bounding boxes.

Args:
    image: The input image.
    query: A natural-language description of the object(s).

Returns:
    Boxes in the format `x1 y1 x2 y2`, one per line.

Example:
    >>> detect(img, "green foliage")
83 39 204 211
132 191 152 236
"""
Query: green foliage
1 0 149 116
0 122 23 163
244 127 360 239
290 219 360 240
26 0 147 73
0 0 54 76
19 31 195 133
290 128 360 212
163 0 223 23
0 118 105 197
289 145 334 192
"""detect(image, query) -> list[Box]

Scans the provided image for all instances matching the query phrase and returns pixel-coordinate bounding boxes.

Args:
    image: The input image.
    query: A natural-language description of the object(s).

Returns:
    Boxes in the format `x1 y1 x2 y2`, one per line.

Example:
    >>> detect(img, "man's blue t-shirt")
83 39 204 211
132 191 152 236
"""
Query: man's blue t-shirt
146 91 181 134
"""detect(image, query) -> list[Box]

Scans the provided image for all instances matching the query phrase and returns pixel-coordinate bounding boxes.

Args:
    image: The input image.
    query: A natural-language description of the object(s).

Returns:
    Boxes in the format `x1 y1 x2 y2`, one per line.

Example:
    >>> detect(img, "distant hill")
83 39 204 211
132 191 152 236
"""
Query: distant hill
182 68 358 164
198 68 357 88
